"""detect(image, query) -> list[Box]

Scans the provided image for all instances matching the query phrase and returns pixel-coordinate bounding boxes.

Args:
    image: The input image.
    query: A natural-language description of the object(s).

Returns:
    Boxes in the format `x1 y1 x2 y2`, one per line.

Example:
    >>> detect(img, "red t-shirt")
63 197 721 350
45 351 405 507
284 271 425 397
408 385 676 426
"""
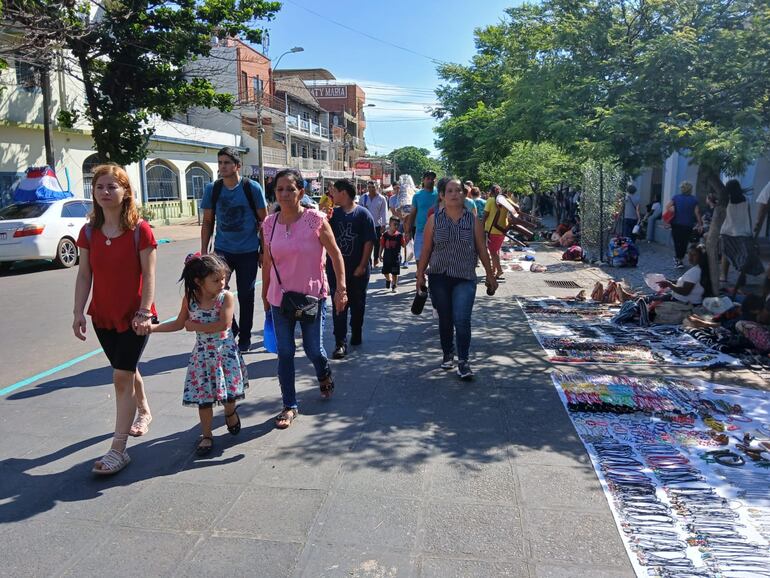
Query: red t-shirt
77 220 158 331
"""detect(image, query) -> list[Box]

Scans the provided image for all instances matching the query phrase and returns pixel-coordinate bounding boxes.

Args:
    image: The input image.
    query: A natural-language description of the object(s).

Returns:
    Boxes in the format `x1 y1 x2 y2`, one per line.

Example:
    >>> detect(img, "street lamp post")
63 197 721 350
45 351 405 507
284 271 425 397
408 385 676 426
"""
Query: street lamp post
258 46 303 190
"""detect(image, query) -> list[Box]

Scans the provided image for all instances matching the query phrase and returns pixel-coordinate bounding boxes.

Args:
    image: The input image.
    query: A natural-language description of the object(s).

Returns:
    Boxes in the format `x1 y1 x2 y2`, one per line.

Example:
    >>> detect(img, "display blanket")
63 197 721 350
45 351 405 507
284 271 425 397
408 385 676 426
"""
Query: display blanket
518 298 741 368
552 371 770 577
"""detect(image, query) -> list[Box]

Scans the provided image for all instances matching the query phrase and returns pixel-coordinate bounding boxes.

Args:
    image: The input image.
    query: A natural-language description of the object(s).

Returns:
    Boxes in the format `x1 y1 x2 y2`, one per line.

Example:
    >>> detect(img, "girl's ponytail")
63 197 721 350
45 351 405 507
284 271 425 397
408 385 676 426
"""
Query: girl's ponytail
180 253 230 306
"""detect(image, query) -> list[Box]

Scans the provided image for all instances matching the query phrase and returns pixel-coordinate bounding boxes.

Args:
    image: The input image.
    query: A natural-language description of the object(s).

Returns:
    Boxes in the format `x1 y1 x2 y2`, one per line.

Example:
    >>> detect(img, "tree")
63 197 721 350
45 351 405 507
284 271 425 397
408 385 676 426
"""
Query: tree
435 0 770 178
479 141 580 195
1 0 281 165
387 146 442 183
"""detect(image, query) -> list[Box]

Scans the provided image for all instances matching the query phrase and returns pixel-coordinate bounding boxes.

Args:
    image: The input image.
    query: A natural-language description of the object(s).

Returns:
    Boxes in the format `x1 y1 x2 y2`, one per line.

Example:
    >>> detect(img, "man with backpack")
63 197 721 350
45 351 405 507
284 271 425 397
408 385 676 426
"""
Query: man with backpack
200 147 267 352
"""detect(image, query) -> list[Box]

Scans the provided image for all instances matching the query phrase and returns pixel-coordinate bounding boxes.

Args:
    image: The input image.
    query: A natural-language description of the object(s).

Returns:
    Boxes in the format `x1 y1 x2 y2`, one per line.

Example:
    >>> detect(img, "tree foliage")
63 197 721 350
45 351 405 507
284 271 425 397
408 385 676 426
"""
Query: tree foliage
1 0 280 164
479 141 580 195
386 146 443 183
435 0 770 177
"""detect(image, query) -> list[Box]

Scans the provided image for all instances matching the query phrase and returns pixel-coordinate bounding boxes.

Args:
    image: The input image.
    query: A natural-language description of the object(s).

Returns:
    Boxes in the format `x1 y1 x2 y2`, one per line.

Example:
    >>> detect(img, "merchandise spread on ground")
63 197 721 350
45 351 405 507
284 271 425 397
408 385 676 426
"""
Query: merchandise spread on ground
553 371 770 578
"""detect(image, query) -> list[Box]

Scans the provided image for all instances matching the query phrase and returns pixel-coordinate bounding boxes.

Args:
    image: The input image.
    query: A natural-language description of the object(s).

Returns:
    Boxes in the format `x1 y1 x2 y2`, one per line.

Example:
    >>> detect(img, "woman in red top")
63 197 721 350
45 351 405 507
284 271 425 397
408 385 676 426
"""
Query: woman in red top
73 164 157 475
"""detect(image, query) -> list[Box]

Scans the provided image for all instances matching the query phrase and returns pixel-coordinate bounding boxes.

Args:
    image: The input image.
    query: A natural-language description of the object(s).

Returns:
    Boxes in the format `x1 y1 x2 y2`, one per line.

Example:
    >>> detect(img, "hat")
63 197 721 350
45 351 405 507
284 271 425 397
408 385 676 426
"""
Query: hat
703 296 735 316
422 170 437 179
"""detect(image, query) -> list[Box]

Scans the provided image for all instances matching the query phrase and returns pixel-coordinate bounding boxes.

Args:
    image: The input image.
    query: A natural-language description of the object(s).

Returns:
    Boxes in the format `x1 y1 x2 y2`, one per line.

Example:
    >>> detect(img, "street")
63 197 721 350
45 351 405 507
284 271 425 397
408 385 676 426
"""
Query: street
0 232 636 578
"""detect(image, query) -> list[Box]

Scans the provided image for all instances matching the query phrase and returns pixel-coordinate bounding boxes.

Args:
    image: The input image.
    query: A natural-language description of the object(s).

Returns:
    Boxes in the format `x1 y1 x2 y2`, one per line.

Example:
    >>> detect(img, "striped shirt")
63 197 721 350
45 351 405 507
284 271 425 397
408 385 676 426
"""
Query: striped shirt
429 208 477 280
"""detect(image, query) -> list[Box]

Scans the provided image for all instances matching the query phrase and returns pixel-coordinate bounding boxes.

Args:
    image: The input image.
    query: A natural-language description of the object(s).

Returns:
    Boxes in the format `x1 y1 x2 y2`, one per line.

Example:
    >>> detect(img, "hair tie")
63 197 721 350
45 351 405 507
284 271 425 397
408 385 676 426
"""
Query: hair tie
185 252 202 265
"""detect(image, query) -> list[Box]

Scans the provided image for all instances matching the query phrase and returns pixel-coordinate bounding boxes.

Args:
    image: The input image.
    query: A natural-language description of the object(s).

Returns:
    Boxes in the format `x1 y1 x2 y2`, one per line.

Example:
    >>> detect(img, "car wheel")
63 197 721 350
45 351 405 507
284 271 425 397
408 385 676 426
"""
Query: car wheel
55 237 78 268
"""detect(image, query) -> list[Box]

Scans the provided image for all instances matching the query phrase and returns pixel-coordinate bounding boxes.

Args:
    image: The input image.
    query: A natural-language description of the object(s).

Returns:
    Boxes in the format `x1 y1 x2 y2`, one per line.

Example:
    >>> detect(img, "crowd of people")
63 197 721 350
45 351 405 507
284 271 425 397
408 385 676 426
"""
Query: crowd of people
72 147 537 474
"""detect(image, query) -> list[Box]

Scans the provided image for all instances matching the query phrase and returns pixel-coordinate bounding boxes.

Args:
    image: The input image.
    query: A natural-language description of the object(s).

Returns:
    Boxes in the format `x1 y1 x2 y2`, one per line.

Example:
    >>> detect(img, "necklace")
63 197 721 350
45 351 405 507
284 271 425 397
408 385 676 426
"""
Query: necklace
103 228 122 246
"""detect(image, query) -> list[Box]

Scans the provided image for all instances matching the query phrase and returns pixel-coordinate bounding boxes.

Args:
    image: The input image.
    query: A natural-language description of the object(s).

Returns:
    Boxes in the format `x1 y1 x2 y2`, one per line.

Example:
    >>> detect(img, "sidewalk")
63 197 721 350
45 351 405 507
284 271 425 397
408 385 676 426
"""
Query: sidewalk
0 252 635 578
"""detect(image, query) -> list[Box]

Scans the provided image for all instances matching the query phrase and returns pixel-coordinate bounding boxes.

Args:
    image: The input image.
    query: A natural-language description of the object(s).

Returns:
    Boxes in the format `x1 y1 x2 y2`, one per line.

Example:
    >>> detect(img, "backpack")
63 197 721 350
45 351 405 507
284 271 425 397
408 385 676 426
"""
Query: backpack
211 178 259 225
84 219 144 255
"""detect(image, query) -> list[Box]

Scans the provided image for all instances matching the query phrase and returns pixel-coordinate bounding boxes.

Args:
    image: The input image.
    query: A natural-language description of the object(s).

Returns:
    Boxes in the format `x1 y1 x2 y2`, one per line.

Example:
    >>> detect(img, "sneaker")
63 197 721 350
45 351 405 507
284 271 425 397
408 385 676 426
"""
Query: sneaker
332 343 347 359
440 354 455 370
385 279 391 289
457 361 473 381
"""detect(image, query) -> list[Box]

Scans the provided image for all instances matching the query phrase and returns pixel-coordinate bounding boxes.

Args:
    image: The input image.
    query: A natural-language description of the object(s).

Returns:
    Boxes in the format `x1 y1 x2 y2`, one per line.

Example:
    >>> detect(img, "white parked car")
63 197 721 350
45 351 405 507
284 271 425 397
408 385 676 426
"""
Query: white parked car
0 198 93 270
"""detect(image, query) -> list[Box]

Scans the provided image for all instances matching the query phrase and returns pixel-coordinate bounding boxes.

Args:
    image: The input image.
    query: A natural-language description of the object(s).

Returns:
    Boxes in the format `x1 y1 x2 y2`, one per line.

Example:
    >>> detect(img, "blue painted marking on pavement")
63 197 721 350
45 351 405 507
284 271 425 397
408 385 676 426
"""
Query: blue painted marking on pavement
1 279 261 397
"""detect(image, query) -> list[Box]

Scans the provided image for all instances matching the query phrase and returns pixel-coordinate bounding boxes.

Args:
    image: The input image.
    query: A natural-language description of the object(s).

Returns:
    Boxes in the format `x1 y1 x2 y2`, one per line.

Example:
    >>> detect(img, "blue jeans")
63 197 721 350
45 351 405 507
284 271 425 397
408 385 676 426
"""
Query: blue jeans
328 272 368 345
215 249 259 343
414 231 425 261
646 209 661 242
271 299 331 409
428 273 476 361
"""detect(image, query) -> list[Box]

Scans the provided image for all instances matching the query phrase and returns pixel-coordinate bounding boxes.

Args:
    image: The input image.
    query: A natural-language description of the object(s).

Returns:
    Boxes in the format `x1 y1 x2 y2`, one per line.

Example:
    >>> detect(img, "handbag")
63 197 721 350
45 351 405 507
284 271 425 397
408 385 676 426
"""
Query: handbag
267 215 321 323
662 206 675 225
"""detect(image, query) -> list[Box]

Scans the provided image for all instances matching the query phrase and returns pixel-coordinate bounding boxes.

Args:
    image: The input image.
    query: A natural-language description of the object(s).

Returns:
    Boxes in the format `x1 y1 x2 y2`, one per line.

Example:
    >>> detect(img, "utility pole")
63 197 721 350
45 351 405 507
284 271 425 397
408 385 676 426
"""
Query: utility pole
40 62 55 167
256 84 265 191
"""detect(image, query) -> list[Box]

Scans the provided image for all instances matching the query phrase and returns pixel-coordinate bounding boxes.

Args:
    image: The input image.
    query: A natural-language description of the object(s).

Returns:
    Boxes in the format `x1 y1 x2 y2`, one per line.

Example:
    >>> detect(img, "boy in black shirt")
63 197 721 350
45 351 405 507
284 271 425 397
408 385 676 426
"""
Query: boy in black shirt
380 217 405 292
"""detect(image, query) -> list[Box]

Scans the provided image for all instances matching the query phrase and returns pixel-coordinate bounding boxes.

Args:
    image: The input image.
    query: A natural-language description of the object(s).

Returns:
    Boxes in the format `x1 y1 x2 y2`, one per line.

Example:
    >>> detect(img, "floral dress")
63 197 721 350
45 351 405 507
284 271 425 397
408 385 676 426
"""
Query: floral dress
183 291 248 407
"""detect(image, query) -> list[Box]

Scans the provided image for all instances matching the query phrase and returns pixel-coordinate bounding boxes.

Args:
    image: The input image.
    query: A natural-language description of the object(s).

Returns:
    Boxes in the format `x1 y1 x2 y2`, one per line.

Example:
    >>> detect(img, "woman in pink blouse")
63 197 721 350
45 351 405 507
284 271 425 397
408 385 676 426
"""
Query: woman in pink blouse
262 169 347 429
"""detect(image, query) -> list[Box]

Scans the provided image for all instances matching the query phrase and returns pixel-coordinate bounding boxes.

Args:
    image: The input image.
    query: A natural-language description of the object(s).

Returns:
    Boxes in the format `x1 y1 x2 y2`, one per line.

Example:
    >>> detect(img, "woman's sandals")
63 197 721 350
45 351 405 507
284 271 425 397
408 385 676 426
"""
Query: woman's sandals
195 436 214 456
225 407 241 435
129 411 152 437
92 434 131 475
275 407 298 429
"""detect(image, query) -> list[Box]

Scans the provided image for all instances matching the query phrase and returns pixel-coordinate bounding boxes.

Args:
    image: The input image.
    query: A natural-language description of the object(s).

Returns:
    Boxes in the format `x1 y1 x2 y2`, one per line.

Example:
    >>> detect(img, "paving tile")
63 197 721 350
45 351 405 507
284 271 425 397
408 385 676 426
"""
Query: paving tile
177 536 301 577
524 509 626 566
428 456 517 504
114 480 239 532
418 557 529 578
298 543 416 578
516 465 607 512
533 563 634 578
338 458 427 498
420 502 524 559
0 519 104 578
215 486 325 542
62 527 198 577
312 493 420 551
247 452 343 490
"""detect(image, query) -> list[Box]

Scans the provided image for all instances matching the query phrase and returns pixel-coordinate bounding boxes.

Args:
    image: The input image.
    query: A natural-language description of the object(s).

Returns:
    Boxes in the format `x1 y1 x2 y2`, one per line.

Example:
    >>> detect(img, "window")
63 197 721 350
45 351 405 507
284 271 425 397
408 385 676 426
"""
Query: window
61 202 89 218
311 148 318 160
146 161 180 200
14 59 40 92
240 71 249 101
291 143 298 157
81 154 101 199
252 76 263 97
301 146 308 158
185 164 212 200
301 111 310 121
321 150 328 161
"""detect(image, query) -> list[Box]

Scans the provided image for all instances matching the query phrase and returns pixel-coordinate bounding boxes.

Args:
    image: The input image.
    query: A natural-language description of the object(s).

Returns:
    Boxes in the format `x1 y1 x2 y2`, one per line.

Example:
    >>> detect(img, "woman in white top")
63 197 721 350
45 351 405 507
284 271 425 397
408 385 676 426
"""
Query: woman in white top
720 179 764 293
657 244 712 305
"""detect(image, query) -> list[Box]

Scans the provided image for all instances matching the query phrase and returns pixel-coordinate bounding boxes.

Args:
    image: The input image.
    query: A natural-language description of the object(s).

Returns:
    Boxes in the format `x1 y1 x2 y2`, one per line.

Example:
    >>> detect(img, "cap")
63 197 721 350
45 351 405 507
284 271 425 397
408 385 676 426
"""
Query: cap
422 170 437 179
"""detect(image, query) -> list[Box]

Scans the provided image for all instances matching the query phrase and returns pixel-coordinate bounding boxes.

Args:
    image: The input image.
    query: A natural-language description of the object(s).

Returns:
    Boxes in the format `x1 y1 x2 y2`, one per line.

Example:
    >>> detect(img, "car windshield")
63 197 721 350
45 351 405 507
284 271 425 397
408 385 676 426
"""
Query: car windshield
0 202 51 220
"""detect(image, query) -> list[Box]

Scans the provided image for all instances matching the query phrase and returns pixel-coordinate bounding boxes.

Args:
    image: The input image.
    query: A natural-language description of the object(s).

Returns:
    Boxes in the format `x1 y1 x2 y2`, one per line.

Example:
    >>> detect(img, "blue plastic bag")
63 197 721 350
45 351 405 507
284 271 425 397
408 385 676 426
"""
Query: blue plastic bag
263 310 278 354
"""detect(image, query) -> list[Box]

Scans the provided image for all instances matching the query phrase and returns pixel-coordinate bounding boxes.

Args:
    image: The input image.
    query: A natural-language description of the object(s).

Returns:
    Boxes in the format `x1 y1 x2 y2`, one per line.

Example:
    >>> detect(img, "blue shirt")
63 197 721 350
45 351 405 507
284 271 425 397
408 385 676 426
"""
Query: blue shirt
672 194 698 227
474 198 486 216
201 179 267 253
328 206 377 275
412 188 438 232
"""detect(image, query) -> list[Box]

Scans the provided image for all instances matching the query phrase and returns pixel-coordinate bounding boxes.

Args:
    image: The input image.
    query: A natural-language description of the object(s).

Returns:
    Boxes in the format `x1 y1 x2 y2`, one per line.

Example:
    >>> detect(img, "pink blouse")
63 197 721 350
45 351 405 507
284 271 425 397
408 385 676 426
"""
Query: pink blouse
263 209 329 307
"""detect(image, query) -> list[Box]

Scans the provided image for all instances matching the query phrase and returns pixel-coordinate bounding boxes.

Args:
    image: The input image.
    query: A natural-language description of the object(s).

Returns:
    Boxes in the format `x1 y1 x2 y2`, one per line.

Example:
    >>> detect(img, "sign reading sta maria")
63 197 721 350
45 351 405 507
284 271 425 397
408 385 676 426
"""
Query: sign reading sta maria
310 86 348 99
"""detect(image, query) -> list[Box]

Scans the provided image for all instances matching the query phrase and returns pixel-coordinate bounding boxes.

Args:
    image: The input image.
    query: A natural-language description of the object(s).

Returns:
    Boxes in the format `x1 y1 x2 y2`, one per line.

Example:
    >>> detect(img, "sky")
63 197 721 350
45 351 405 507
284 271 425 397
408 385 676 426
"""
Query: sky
261 0 517 158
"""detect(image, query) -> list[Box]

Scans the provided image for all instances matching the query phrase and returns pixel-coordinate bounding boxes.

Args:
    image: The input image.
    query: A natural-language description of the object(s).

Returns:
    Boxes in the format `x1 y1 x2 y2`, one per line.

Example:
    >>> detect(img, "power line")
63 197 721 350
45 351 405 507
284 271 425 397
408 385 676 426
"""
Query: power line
284 0 449 65
366 117 436 123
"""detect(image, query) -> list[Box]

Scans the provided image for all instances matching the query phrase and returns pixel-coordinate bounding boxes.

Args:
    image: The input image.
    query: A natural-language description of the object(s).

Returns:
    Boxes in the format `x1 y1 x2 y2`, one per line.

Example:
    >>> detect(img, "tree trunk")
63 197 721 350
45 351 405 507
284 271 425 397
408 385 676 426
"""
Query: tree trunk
704 171 727 294
76 51 109 163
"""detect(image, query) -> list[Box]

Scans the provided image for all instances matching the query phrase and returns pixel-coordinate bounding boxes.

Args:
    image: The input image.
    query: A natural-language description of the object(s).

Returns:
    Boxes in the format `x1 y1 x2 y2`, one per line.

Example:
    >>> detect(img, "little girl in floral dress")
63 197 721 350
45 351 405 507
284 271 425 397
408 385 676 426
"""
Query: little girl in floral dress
152 254 248 455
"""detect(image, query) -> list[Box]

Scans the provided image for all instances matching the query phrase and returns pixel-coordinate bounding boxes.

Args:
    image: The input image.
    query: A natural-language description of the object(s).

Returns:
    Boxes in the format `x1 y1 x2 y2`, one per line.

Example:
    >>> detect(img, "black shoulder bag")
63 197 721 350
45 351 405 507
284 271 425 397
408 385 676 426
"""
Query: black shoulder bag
267 214 320 323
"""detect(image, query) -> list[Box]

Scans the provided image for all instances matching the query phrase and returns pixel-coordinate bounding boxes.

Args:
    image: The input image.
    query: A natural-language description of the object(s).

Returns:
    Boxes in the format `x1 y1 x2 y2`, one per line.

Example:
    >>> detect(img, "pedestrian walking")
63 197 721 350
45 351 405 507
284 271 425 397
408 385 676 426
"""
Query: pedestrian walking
665 181 703 268
72 164 157 475
360 180 388 267
151 254 247 456
404 170 438 260
200 147 268 352
388 183 401 219
416 178 497 380
380 217 405 292
471 187 485 220
720 179 764 294
327 178 377 358
622 184 641 239
261 169 347 429
483 184 509 279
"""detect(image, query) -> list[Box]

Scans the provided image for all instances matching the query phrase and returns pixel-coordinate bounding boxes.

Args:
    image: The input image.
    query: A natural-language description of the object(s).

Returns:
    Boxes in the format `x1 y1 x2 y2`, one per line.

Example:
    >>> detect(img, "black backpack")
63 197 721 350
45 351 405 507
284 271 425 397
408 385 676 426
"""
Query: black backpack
211 178 259 226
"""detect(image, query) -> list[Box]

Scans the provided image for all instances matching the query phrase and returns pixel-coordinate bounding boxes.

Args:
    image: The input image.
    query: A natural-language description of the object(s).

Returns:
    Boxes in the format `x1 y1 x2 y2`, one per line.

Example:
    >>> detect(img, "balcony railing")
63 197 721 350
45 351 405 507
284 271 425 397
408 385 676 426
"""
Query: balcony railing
263 147 287 165
290 157 328 171
286 115 331 140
